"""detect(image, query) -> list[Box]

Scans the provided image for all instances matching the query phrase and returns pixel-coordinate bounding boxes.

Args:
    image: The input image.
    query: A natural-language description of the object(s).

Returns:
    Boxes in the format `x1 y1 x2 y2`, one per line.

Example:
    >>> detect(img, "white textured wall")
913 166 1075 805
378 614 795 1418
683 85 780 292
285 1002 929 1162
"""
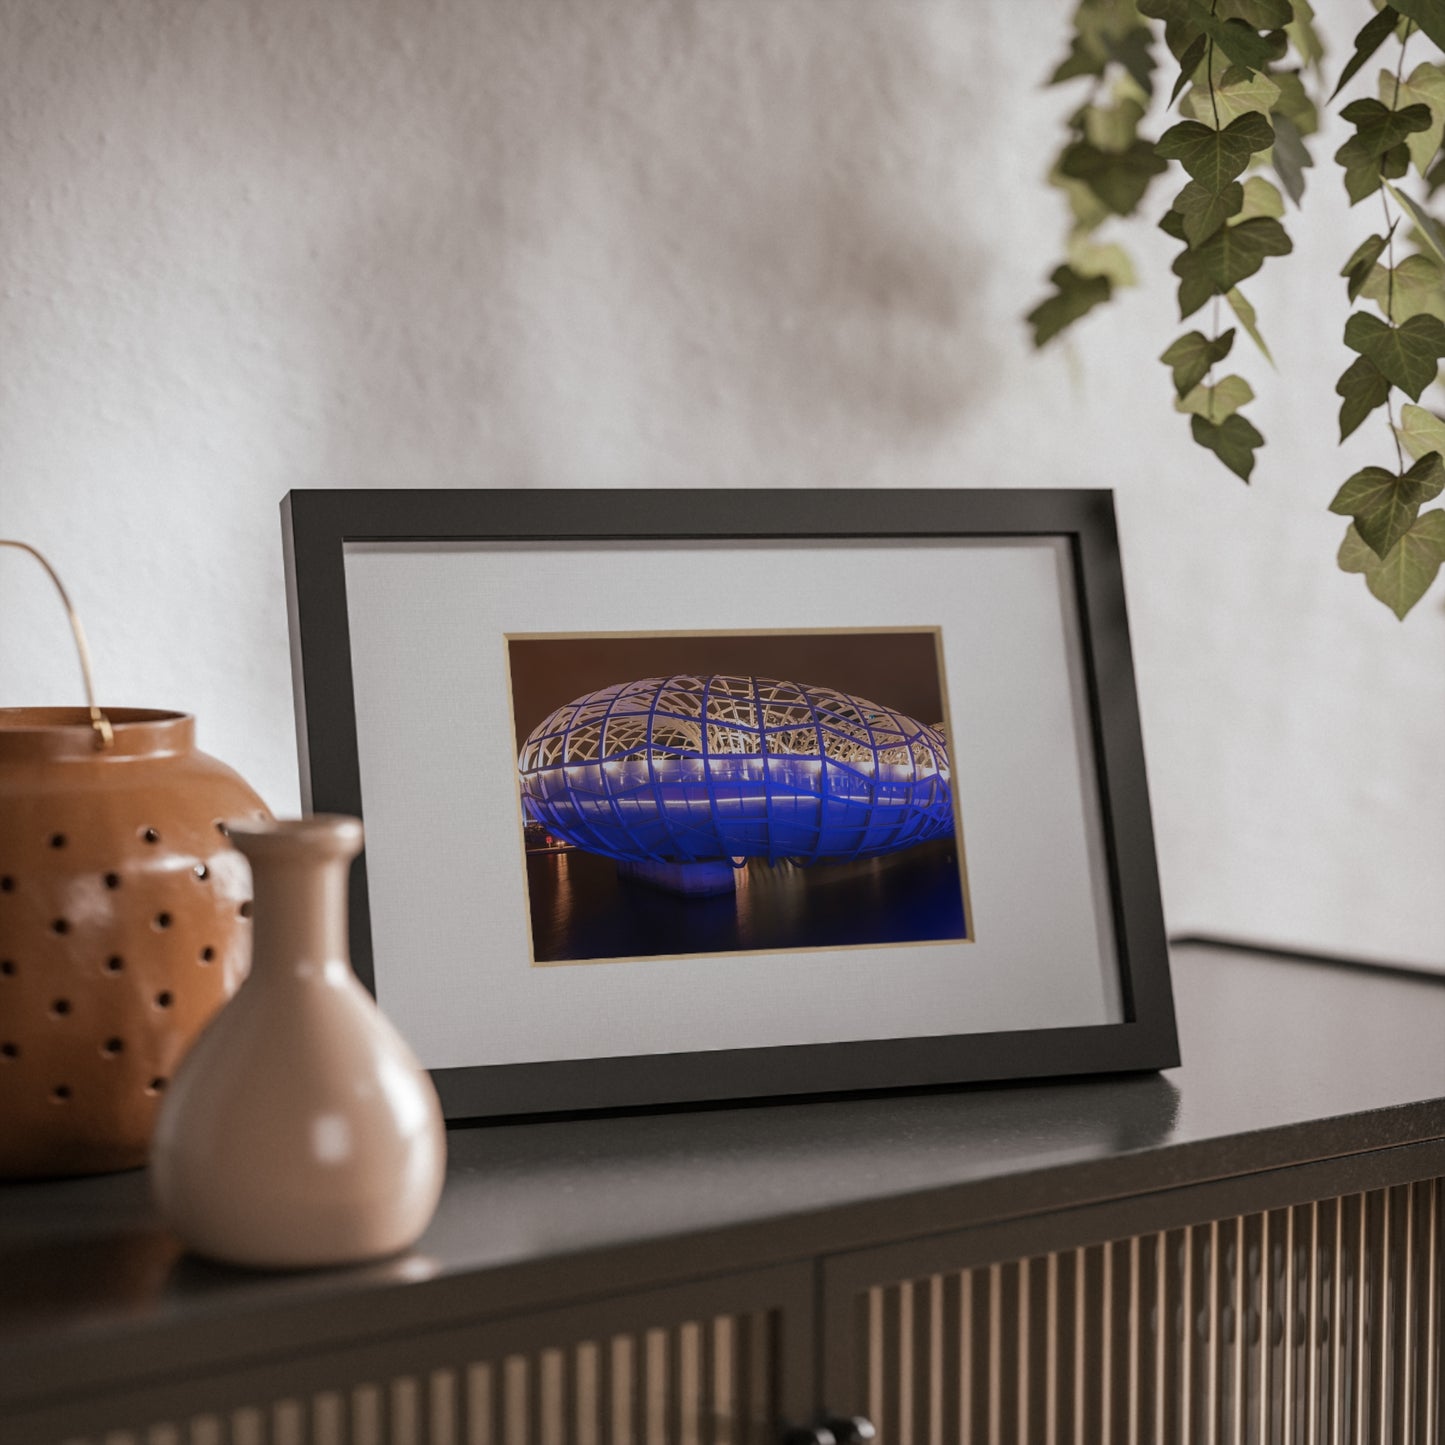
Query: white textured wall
2 0 1440 969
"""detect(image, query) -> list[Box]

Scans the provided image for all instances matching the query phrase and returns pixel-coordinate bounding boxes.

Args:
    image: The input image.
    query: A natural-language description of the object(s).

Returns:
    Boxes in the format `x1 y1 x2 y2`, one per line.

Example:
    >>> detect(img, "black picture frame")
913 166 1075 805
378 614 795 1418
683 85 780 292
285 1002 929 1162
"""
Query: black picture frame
281 488 1178 1119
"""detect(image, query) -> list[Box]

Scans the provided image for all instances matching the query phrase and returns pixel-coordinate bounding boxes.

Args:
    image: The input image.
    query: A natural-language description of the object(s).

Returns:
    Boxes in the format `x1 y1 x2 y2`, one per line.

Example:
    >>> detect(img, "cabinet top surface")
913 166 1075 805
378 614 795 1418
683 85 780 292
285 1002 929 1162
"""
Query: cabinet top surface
3 941 1444 1396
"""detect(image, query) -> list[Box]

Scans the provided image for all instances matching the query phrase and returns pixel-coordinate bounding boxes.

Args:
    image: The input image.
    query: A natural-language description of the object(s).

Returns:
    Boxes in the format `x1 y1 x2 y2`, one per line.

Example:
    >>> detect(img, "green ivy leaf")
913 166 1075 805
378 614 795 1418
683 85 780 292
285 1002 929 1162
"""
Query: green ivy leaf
1337 99 1433 160
1157 113 1275 190
1345 142 1412 205
1049 164 1113 236
1177 178 1246 243
1170 33 1209 106
1084 97 1149 151
1269 111 1314 205
1343 310 1445 399
1052 33 1111 85
1050 0 1154 84
1336 100 1432 203
1183 65 1282 125
1103 28 1160 96
1328 452 1445 558
1236 175 1285 222
1221 67 1286 123
1173 216 1293 317
1337 509 1445 617
1396 401 1445 460
1067 238 1139 287
1330 5 1401 102
1138 0 1205 64
1160 328 1237 394
1060 138 1170 215
1392 0 1445 57
1286 0 1325 71
1175 373 1256 419
1270 70 1319 136
1144 0 1286 69
1381 62 1445 174
1202 14 1287 73
1336 524 1377 576
1191 411 1265 480
1027 265 1114 346
1336 354 1392 439
1341 232 1391 302
1159 207 1188 241
1384 181 1445 266
1359 252 1445 321
1217 0 1293 26
1224 286 1274 363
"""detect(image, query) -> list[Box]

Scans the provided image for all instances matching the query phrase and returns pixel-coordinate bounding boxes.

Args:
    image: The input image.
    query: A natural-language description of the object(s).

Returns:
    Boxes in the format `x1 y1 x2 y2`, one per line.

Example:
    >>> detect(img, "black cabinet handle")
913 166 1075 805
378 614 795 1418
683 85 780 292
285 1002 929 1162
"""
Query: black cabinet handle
823 1417 877 1444
783 1416 876 1444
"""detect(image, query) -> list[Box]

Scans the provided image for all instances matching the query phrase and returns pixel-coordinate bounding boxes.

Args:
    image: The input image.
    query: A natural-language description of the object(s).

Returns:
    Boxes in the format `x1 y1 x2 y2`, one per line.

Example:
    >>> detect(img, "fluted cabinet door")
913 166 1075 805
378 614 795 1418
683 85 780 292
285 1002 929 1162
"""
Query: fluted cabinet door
822 1180 1444 1445
7 1263 814 1445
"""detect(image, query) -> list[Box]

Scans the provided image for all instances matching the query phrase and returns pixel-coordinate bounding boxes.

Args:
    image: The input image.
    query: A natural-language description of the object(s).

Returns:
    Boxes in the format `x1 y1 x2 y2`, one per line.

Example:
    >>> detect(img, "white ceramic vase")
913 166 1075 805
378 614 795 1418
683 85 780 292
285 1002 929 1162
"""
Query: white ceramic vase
150 815 446 1269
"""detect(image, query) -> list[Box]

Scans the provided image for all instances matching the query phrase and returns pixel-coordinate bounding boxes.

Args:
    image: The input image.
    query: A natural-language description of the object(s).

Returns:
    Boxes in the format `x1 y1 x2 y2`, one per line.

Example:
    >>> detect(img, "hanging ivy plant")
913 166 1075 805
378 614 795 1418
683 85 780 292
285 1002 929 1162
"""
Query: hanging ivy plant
1030 0 1445 618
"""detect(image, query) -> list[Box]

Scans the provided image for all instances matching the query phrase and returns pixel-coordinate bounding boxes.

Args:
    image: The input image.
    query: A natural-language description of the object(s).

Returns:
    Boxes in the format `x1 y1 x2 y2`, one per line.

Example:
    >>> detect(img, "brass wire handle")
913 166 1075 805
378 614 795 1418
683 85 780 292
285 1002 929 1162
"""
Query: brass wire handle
0 539 114 749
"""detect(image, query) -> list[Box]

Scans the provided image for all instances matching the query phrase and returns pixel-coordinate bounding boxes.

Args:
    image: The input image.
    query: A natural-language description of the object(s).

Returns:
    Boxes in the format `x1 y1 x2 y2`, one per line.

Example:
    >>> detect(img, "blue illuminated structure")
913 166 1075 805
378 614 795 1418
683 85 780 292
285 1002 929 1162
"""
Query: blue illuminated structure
517 675 954 866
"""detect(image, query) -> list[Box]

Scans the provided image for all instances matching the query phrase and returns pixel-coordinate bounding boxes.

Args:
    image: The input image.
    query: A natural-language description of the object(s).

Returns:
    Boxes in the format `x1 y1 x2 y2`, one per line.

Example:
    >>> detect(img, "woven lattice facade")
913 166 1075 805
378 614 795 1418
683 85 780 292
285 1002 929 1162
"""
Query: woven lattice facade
517 675 955 865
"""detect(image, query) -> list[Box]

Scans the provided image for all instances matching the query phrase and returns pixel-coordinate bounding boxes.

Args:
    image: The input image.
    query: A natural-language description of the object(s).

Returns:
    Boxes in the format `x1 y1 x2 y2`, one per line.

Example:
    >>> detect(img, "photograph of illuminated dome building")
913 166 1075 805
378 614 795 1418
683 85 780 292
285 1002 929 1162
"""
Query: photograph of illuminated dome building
509 632 972 966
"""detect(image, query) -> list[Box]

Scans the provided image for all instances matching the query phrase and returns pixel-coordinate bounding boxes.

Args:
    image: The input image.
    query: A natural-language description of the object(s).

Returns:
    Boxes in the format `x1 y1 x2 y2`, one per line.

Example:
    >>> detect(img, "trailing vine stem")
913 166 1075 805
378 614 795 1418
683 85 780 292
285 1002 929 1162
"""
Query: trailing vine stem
1208 293 1222 421
1151 0 1295 483
1206 32 1221 424
1207 31 1221 130
1381 184 1405 472
1382 21 1411 474
1030 0 1445 618
1382 20 1411 334
1328 8 1445 619
1380 20 1425 488
1393 19 1413 108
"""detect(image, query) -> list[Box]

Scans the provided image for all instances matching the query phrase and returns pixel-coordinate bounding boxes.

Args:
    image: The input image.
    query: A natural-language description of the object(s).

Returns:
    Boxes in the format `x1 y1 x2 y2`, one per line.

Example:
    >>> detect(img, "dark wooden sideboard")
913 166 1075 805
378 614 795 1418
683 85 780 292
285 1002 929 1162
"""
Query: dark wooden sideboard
2 940 1443 1445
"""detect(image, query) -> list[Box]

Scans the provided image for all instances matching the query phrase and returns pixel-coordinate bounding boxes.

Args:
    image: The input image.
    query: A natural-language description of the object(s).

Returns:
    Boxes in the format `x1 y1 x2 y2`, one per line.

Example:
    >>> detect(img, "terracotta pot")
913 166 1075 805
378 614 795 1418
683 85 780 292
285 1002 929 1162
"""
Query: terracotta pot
150 815 447 1270
0 708 270 1178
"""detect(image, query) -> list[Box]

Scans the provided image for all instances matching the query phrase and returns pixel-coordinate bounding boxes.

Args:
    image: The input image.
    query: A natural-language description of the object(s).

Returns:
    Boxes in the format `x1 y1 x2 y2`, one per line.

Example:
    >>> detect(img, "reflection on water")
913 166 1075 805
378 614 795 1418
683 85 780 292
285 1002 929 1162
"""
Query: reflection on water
528 838 967 964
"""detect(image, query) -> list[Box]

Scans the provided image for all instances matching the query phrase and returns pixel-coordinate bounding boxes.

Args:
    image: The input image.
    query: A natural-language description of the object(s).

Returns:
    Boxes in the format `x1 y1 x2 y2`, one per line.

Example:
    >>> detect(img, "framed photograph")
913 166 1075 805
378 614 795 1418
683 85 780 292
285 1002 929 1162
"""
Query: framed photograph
282 489 1177 1119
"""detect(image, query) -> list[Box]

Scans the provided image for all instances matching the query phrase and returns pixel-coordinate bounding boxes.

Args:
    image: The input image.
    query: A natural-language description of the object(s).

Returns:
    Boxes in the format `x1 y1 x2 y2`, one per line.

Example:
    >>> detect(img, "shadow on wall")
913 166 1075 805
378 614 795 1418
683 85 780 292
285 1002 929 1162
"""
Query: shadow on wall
302 0 998 487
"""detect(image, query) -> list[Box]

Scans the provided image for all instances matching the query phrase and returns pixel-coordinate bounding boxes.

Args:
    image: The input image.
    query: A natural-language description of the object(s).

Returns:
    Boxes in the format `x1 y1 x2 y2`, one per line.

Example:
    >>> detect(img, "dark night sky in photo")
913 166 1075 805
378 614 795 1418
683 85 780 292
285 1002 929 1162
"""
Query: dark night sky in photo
507 631 949 747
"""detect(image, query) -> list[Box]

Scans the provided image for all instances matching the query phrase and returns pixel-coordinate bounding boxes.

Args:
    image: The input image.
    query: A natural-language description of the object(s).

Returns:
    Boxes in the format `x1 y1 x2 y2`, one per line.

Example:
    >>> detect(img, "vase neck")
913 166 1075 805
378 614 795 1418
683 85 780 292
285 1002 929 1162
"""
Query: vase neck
250 852 352 972
227 816 364 975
